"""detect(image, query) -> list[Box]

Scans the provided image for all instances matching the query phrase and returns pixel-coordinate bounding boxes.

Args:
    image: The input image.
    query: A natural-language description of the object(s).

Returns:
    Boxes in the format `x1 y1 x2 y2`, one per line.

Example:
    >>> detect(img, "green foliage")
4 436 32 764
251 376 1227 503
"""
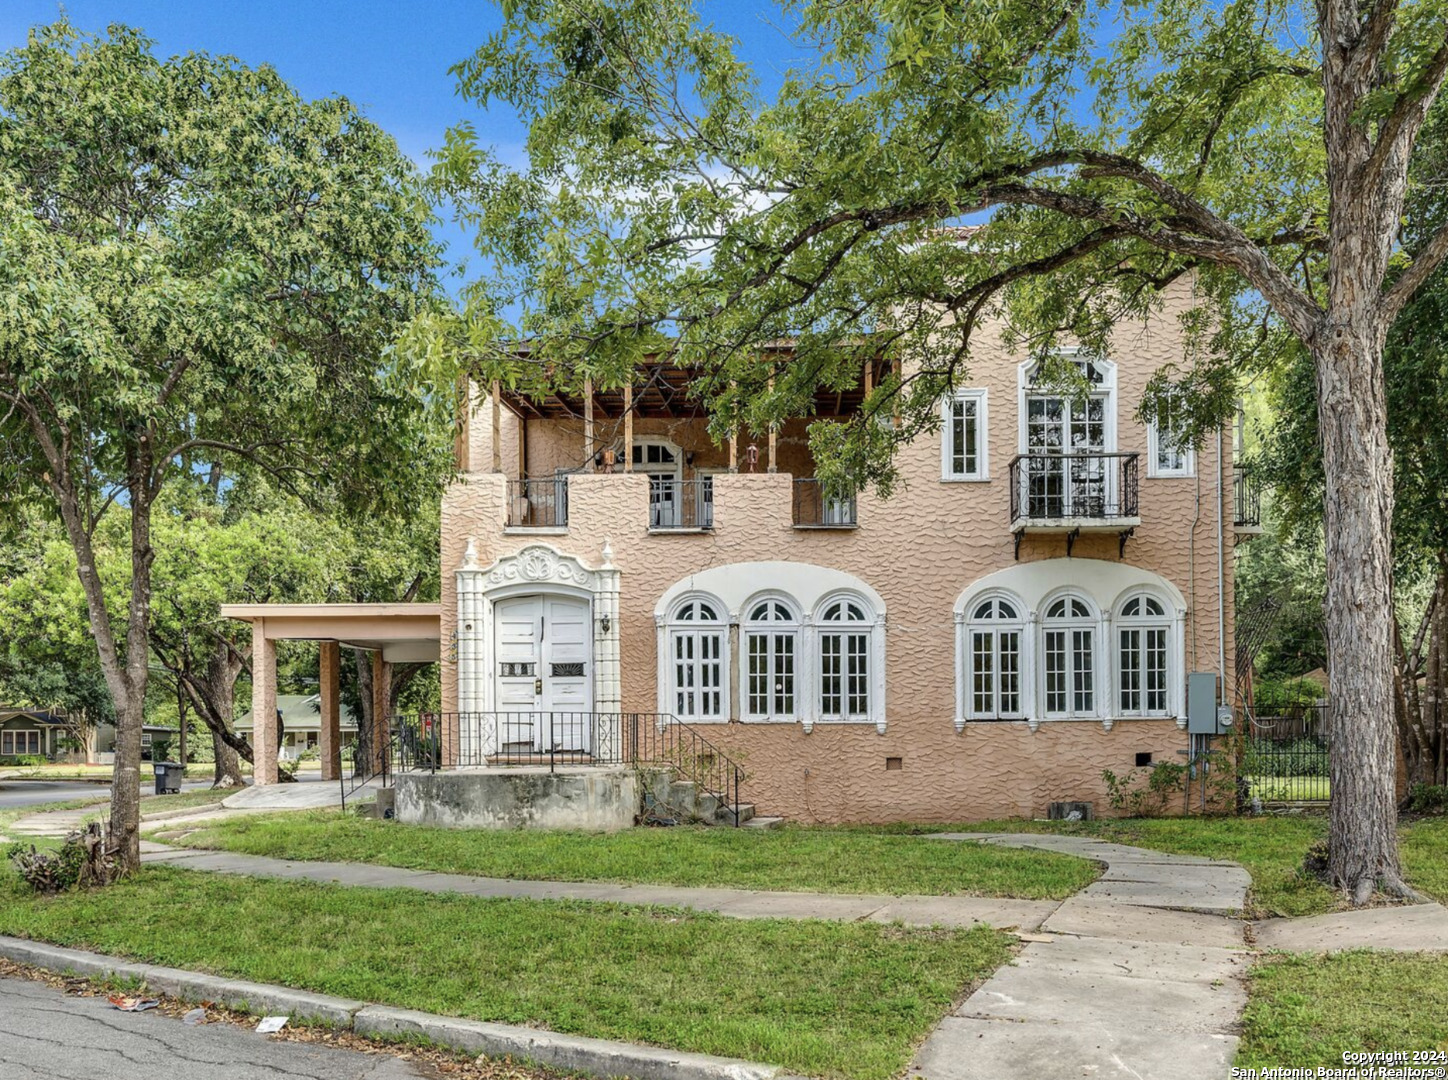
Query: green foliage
1407 783 1448 814
1101 761 1189 816
7 834 89 893
423 0 1419 489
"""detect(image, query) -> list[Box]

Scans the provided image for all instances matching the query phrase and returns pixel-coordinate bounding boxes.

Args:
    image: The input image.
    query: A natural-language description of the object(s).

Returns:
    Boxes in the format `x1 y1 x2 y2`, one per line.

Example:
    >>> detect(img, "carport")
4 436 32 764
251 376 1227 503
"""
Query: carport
219 604 441 785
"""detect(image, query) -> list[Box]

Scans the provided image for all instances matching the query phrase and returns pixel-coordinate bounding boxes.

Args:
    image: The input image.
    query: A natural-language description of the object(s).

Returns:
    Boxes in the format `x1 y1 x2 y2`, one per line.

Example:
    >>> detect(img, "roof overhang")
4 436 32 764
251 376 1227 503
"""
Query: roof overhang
220 603 443 664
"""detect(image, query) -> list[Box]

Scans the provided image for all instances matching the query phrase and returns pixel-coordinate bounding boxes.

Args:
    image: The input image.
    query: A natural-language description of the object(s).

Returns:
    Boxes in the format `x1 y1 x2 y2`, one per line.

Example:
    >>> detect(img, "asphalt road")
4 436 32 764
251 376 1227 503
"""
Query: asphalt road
0 781 115 810
0 975 432 1079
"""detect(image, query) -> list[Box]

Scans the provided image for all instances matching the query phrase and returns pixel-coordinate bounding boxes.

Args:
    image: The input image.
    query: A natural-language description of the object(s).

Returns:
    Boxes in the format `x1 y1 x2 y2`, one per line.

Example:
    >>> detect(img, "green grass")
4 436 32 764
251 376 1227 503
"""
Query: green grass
170 811 1099 899
1239 951 1448 1067
1247 776 1331 802
0 866 1012 1079
892 815 1448 917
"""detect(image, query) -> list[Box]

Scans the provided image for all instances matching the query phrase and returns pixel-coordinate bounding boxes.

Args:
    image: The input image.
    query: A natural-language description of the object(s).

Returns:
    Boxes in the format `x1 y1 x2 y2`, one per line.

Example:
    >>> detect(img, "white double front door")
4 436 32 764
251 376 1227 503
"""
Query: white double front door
493 594 592 752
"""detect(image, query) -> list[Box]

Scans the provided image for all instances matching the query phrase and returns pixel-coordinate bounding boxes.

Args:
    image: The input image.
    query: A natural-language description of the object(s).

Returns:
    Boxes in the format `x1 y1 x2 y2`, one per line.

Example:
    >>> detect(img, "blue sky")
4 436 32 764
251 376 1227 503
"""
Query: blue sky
0 2 797 279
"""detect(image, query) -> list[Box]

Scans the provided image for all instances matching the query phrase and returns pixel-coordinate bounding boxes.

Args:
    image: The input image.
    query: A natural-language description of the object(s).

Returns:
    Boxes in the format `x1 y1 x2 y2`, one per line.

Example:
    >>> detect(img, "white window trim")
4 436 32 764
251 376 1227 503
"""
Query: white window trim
1113 589 1183 720
809 591 887 733
656 593 729 723
1038 590 1104 722
1016 349 1118 455
956 592 1027 728
940 389 990 482
739 593 803 724
1146 391 1196 477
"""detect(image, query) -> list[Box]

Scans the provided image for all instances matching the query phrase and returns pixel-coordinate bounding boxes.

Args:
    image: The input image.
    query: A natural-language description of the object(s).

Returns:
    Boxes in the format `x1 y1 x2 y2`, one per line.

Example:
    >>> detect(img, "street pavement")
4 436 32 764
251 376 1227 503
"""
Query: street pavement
0 782 114 810
0 975 432 1079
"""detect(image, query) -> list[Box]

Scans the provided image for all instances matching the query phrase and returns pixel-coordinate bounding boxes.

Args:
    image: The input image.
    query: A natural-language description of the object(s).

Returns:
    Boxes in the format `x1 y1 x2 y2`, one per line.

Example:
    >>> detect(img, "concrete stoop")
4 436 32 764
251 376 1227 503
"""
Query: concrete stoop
639 769 757 826
0 936 789 1080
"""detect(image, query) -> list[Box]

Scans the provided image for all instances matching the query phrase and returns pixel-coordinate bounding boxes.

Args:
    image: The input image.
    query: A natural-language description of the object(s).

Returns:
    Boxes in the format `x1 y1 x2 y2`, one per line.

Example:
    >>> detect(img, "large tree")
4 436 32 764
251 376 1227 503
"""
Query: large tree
434 0 1448 900
0 24 443 870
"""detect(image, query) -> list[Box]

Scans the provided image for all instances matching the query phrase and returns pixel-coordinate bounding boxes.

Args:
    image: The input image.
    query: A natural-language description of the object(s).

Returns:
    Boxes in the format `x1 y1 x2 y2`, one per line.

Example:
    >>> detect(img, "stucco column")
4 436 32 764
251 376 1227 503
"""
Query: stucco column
370 650 391 776
252 618 279 786
318 641 341 781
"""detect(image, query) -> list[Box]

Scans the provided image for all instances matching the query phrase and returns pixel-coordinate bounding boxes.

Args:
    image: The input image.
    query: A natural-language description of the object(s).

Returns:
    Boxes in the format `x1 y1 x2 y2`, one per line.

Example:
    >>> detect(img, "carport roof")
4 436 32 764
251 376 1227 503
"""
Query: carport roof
219 603 442 664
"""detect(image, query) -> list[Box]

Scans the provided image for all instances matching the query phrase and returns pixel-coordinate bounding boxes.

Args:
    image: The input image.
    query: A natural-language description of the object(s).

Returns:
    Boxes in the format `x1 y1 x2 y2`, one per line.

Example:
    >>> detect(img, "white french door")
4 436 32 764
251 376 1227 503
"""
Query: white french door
1025 394 1108 517
493 595 592 752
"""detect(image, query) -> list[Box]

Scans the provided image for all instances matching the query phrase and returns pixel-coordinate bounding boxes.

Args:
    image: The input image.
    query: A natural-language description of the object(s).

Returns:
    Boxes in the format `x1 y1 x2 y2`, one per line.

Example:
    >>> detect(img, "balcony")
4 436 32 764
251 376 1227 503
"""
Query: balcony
507 477 568 530
1009 452 1140 552
1234 467 1263 534
792 478 857 529
648 478 714 532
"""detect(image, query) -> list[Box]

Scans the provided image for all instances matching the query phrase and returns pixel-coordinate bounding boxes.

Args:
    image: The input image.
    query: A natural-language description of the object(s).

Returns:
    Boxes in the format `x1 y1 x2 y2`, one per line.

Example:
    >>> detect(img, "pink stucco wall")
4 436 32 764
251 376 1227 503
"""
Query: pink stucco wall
443 281 1237 823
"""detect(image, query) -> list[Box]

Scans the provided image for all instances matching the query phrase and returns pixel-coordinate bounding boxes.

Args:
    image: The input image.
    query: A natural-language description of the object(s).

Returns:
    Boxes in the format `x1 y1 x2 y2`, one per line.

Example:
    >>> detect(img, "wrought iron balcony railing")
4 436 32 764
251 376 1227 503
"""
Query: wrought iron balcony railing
507 477 568 528
1009 452 1140 526
648 477 714 530
1234 468 1262 530
792 478 857 528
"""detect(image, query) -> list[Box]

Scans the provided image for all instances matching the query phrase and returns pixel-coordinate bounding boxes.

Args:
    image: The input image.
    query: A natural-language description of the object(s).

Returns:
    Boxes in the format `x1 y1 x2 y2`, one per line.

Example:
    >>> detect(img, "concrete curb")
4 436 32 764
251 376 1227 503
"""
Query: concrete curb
0 935 790 1080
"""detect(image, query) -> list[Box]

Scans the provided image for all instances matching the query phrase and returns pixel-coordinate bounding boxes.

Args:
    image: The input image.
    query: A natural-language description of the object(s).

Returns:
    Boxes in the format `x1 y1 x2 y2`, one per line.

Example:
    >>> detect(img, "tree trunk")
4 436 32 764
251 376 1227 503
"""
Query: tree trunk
1314 317 1406 902
212 729 245 789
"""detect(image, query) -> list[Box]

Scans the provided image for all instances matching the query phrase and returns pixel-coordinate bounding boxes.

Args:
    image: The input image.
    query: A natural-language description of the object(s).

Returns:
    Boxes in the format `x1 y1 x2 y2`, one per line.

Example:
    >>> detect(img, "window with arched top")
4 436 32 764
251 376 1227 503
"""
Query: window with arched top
966 596 1024 719
818 596 874 720
1042 593 1096 717
1117 592 1171 716
743 598 799 722
667 598 725 720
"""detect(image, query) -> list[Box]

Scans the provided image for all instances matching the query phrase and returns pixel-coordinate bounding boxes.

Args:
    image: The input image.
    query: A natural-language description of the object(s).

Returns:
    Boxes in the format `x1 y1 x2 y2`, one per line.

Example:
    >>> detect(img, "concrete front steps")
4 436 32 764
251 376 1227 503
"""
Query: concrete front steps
640 772 763 826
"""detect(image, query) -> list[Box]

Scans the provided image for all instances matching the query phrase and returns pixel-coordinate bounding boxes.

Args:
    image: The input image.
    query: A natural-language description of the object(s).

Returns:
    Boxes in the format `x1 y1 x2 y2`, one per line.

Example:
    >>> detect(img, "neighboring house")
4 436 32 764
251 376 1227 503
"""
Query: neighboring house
0 708 69 760
236 694 359 761
228 276 1257 820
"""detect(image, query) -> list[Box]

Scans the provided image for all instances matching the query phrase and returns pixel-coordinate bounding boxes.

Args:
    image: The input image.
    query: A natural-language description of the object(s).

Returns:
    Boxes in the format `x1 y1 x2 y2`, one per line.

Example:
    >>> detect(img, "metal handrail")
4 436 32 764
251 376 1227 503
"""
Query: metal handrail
382 710 747 825
1008 451 1139 523
1234 468 1262 528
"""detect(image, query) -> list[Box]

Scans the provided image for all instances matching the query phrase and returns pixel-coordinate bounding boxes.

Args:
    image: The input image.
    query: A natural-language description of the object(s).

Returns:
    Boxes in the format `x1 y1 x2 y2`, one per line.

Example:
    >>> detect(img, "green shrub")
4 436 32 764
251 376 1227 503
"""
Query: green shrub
1408 784 1448 814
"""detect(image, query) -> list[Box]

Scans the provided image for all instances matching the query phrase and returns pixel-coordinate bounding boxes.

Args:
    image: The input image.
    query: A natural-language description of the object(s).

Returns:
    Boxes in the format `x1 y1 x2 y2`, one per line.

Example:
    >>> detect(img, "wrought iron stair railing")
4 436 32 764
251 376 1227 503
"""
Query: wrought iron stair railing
374 711 747 825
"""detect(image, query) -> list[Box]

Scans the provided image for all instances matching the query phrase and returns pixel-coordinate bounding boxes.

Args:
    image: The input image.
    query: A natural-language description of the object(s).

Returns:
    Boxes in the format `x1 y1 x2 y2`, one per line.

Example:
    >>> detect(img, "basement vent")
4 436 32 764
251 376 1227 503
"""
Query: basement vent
885 757 903 771
1135 751 1154 767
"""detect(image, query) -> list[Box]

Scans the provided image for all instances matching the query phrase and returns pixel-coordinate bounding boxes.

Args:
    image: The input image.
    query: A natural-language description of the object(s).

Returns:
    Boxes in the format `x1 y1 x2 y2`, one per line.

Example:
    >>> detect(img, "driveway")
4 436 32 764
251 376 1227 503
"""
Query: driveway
0 975 431 1079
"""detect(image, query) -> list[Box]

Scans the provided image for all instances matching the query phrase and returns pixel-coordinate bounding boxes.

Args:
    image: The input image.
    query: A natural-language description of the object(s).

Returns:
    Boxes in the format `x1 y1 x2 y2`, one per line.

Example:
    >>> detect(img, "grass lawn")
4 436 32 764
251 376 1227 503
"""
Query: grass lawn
1238 951 1448 1067
895 815 1448 917
1247 776 1331 802
0 865 1012 1079
169 811 1099 899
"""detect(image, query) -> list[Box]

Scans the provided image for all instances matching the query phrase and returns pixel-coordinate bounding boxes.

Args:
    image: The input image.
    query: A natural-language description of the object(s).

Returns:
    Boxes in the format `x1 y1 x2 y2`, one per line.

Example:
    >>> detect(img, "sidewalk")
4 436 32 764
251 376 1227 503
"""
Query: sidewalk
139 843 1062 930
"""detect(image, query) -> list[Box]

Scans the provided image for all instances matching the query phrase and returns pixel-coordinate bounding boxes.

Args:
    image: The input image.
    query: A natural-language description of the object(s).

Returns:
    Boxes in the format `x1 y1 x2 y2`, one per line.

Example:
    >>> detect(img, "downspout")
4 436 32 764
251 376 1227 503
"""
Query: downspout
1211 427 1227 811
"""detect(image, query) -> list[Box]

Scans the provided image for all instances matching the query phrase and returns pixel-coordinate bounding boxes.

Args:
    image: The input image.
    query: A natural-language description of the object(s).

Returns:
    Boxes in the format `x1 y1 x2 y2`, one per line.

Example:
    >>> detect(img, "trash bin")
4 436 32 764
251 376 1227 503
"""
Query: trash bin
153 761 183 795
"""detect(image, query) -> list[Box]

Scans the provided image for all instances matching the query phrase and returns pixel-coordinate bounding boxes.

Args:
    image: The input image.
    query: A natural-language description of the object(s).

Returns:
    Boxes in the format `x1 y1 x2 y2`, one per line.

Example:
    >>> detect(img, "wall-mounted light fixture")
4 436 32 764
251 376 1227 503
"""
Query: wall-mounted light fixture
600 615 612 634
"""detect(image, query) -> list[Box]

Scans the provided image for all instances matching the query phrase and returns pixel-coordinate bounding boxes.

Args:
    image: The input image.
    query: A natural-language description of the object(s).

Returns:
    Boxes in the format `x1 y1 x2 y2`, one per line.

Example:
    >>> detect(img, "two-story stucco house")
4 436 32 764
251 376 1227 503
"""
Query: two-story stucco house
228 277 1252 824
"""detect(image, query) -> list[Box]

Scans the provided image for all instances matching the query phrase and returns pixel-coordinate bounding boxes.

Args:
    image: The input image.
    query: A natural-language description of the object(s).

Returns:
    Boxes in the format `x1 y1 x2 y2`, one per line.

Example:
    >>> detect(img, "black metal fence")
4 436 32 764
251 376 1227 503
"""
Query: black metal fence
1242 698 1330 804
1009 452 1140 523
353 711 747 825
507 477 569 528
792 478 857 527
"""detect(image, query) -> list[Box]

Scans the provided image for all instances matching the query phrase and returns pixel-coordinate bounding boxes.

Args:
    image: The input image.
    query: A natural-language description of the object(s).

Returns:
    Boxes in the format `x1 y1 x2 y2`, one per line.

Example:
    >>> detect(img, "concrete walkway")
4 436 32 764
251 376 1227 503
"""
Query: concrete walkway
139 844 1061 931
1255 901 1448 952
911 833 1252 1080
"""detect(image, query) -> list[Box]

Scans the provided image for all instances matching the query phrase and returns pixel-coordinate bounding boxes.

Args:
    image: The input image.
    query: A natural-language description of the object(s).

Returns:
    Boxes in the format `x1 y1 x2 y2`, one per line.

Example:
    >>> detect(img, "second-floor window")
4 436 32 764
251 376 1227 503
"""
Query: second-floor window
942 390 989 480
1148 389 1195 477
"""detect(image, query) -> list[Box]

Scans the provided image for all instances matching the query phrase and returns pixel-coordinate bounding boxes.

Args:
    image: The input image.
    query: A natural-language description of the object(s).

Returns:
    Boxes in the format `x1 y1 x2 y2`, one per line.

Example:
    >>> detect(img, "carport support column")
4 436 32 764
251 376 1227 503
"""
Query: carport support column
370 650 391 776
319 642 341 782
251 618 279 786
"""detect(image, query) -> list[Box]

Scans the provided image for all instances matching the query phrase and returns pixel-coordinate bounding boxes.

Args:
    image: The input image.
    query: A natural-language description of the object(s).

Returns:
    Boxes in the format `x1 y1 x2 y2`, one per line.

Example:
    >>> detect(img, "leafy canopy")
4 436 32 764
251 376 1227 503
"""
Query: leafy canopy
427 0 1390 489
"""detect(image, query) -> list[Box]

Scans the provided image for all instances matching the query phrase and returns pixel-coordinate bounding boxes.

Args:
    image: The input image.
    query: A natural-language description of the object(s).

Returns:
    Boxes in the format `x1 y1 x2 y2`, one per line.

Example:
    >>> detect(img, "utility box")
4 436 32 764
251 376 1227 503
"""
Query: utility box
1186 672 1221 734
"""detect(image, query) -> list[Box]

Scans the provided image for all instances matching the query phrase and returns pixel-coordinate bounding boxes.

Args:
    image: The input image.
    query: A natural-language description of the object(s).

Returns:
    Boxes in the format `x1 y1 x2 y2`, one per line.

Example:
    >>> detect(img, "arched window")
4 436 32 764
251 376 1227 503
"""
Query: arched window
668 598 725 720
966 597 1024 719
1042 594 1096 717
743 598 798 722
818 596 873 721
1117 593 1170 716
